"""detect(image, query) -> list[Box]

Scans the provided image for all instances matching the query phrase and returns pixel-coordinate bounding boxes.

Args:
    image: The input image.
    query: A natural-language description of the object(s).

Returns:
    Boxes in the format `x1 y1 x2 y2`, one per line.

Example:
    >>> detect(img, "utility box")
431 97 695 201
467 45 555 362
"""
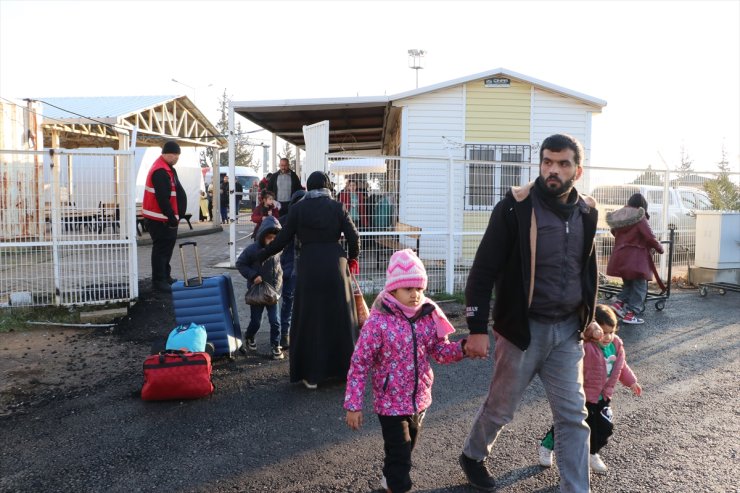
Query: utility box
694 211 740 269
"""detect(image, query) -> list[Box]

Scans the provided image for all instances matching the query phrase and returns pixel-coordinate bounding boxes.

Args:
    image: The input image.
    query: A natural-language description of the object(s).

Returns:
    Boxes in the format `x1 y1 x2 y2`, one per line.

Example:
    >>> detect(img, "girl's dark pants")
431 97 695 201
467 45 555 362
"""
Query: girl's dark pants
378 411 425 493
542 399 614 454
586 399 613 454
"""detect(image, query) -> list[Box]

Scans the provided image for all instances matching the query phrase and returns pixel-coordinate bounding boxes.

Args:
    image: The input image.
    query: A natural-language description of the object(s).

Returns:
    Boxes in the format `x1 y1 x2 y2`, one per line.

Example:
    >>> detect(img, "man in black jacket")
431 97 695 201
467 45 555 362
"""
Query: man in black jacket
267 158 302 215
459 134 602 493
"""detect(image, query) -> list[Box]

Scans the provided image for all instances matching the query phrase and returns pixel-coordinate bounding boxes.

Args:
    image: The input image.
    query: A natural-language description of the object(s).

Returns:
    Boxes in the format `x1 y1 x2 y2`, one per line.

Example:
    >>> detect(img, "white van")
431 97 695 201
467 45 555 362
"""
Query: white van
204 166 261 209
591 184 714 256
591 184 713 232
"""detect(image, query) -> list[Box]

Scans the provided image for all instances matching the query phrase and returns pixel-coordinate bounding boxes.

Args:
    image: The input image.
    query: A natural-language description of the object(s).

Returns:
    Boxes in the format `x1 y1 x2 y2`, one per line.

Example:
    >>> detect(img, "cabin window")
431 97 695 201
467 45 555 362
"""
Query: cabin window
465 144 532 210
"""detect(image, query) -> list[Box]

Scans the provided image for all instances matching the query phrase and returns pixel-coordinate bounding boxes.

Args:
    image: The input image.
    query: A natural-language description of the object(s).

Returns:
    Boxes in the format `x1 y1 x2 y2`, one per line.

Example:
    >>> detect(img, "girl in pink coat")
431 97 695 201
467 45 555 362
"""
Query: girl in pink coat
606 193 664 324
538 304 642 474
344 249 467 493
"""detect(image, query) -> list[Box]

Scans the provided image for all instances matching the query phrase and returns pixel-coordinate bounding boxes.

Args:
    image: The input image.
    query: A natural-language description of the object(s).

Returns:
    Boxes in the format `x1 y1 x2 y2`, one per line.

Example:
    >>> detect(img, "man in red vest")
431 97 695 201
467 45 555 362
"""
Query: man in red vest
142 140 187 294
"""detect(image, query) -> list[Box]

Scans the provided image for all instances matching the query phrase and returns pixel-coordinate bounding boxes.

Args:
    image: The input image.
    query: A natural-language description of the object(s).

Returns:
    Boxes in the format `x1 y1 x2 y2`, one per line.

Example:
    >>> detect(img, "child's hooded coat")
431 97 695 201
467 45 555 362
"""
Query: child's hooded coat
236 215 283 291
344 300 464 416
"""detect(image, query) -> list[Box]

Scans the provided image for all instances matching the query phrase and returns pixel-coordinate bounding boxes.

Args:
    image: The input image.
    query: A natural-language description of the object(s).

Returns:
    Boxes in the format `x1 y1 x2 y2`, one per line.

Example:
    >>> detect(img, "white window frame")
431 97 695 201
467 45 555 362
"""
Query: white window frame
464 143 531 211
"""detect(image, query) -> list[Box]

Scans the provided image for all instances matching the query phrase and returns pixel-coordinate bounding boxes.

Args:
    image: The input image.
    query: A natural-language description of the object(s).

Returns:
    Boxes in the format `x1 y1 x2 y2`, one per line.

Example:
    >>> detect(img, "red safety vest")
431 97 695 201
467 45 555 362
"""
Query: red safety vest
142 156 179 222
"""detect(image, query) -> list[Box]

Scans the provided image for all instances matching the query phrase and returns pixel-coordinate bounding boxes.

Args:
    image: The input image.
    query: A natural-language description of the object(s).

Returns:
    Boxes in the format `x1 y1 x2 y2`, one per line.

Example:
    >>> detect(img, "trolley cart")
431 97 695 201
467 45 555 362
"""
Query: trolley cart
698 282 740 297
599 228 674 312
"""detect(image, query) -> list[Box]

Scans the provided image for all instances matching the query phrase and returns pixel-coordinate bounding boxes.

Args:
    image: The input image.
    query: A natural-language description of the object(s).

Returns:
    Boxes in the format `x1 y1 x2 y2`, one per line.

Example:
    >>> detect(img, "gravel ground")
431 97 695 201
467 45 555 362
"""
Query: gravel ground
1 282 738 492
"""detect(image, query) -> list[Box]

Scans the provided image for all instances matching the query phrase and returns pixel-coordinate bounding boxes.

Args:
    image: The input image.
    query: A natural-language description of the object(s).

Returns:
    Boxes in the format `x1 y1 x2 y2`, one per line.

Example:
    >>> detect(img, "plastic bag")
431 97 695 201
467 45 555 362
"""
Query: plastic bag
351 274 369 327
244 281 280 306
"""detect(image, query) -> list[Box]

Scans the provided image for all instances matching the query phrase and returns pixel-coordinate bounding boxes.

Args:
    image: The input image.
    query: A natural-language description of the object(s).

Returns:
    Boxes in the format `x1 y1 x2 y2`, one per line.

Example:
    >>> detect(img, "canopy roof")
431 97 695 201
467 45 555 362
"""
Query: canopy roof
35 95 226 149
234 97 392 153
233 68 606 153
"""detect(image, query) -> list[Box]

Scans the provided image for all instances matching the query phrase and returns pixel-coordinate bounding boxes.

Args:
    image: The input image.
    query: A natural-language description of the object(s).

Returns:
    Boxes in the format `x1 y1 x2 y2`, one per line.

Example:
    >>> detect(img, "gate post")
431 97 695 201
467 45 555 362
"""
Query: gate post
445 156 455 294
50 132 61 305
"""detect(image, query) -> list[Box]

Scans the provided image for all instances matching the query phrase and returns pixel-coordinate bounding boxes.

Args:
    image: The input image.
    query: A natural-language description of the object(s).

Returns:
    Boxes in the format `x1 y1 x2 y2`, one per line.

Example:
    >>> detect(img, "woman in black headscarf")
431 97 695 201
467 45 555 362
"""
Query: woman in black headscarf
257 171 360 388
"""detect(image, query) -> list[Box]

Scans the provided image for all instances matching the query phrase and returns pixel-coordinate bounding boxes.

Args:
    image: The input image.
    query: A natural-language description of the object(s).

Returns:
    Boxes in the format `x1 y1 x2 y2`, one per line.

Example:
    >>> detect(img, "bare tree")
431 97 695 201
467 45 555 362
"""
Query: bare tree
278 141 295 168
200 89 256 171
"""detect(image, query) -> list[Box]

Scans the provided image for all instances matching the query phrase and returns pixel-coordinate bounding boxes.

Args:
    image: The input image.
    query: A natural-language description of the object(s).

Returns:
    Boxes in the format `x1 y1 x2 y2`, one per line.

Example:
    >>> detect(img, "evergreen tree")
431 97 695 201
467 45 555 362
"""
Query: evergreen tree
200 89 256 171
716 144 731 173
703 145 740 210
676 145 694 179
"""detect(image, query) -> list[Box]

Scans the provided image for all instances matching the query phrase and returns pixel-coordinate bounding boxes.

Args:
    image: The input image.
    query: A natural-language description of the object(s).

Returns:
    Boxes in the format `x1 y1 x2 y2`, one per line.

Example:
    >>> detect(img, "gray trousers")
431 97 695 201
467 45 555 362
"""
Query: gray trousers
463 316 590 493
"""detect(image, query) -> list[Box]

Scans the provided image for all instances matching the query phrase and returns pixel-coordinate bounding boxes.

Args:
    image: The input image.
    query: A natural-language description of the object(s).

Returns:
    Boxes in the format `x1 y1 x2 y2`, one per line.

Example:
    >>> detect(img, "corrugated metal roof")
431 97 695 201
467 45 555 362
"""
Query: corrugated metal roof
36 95 178 120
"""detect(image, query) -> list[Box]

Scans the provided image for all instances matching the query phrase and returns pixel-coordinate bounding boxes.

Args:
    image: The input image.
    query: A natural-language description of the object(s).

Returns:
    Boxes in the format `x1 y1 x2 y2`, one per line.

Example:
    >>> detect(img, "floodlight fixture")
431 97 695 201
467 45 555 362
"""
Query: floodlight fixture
407 49 426 88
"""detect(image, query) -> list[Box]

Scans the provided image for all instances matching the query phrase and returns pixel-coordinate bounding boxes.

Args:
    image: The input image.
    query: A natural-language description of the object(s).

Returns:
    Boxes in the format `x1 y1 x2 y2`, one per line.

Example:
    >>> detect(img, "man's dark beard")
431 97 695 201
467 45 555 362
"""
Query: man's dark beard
534 176 579 219
543 174 576 197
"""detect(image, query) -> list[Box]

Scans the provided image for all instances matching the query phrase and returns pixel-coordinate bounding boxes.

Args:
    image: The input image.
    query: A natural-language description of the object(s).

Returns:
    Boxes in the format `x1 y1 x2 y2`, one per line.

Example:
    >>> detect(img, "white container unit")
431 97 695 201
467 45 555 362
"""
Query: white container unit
694 211 740 269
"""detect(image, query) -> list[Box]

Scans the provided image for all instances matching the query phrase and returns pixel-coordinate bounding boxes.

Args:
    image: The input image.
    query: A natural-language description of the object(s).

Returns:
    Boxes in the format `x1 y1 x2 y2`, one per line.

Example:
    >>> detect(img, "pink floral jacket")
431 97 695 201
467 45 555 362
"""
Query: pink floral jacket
344 302 465 415
583 335 637 403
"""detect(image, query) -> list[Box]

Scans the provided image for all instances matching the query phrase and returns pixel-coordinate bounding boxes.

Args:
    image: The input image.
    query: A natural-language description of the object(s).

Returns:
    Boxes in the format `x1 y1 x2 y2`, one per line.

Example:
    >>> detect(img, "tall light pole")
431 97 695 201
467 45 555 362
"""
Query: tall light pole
171 78 213 104
407 49 426 88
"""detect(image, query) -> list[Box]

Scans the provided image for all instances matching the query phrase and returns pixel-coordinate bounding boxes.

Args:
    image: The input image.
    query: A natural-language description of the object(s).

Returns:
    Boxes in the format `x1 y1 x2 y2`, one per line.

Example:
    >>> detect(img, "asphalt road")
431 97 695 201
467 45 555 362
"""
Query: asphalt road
1 285 738 493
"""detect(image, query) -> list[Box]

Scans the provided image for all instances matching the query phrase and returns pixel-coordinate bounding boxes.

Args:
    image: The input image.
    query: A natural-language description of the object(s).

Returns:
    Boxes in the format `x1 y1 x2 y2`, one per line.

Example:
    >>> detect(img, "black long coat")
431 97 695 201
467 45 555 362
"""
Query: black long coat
259 193 360 384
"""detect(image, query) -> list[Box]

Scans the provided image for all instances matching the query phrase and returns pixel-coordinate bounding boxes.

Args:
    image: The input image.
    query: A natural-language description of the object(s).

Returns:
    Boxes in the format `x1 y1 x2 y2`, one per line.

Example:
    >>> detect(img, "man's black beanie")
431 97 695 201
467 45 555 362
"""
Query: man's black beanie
162 140 181 155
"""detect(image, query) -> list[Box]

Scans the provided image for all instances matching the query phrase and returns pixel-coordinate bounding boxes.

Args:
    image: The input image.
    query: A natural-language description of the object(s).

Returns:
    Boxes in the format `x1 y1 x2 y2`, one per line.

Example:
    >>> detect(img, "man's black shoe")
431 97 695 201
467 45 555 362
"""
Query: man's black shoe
280 336 289 350
459 453 496 491
152 281 172 293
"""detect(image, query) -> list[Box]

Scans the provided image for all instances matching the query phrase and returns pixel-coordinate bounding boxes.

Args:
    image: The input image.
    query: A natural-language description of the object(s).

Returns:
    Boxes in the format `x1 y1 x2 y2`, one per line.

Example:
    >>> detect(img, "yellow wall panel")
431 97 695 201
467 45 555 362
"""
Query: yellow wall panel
466 78 531 142
462 211 491 260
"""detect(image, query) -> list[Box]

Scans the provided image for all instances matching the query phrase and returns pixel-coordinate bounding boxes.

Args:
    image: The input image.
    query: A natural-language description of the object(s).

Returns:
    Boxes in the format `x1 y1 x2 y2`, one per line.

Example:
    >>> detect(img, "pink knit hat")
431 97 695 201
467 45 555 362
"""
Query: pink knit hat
385 249 427 292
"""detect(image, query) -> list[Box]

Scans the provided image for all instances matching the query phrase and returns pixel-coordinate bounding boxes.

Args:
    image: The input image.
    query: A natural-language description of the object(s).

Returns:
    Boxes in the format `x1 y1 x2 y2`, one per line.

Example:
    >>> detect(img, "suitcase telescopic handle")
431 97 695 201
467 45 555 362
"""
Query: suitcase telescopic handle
178 241 203 287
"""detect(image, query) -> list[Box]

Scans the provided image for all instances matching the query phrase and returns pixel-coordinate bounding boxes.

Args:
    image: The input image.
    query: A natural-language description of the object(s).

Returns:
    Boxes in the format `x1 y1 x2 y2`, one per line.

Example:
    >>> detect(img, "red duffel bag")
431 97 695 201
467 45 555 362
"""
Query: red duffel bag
141 350 214 401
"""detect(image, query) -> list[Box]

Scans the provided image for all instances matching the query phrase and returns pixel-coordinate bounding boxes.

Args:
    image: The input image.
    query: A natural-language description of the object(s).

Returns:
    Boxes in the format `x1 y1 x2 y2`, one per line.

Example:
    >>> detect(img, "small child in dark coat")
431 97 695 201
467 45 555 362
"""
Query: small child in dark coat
236 215 284 360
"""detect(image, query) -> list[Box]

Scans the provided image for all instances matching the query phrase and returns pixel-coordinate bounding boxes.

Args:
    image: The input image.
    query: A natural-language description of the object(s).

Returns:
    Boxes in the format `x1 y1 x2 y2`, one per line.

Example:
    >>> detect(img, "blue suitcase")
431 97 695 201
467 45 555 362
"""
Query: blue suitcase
172 241 243 358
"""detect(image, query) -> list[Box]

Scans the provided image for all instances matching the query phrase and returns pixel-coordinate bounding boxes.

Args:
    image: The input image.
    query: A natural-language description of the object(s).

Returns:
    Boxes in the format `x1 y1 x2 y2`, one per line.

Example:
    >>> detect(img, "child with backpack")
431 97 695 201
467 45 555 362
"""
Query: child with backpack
236 215 284 360
344 249 467 493
537 304 642 474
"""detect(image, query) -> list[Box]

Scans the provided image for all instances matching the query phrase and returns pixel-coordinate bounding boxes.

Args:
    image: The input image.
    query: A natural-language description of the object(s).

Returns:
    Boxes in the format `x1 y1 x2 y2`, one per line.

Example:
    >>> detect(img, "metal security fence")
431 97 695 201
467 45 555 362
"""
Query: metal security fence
7 145 730 306
327 153 736 296
0 148 138 307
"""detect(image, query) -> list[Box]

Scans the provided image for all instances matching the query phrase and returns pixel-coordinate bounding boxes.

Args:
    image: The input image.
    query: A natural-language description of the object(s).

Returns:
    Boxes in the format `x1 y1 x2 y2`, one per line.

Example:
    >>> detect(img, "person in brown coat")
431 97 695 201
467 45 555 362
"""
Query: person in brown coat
606 193 664 324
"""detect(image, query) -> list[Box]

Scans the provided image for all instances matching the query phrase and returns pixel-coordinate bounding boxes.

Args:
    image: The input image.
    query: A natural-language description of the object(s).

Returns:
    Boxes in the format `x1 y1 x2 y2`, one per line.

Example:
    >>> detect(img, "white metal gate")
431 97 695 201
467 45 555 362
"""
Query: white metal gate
302 120 330 182
0 148 138 307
